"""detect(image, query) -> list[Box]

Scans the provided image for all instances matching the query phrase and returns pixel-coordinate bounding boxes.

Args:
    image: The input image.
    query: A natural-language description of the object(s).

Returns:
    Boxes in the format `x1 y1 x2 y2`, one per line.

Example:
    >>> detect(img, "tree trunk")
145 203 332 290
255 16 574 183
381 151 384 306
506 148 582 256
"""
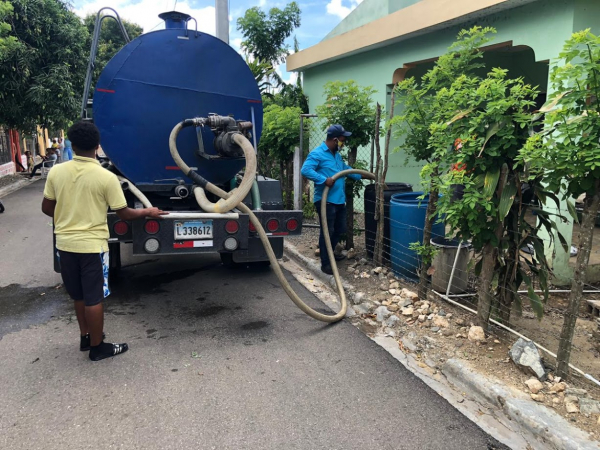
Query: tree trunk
345 146 358 250
418 182 438 300
557 182 600 379
478 242 496 328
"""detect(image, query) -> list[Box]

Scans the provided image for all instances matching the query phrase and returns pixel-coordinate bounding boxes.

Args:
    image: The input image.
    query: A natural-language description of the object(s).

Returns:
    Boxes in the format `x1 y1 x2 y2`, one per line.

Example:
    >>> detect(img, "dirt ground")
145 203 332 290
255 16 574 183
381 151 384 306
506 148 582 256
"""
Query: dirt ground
289 213 600 439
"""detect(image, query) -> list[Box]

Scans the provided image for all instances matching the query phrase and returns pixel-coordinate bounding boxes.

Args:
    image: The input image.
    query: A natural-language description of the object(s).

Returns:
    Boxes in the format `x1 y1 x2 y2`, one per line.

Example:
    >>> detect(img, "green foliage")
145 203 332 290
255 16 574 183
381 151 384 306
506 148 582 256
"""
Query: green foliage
302 193 316 219
391 26 496 163
260 104 302 162
83 14 142 93
409 241 438 266
236 2 301 66
521 30 600 201
246 57 275 96
316 80 377 150
428 66 561 319
0 0 88 131
0 1 20 59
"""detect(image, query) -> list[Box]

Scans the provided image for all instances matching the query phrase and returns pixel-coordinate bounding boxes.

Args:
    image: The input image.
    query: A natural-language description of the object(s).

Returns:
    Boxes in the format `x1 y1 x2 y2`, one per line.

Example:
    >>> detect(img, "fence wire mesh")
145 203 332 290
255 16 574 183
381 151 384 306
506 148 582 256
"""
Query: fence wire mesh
294 129 600 389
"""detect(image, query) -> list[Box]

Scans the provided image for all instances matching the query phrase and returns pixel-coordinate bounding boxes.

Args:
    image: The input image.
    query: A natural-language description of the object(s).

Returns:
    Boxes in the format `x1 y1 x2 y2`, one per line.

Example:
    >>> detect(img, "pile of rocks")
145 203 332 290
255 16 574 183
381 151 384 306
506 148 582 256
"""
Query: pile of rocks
523 376 600 417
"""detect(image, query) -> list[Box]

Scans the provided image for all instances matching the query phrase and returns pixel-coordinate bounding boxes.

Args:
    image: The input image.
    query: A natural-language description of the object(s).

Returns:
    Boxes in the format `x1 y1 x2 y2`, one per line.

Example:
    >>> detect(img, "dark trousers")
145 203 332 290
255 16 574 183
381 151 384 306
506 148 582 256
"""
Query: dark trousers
30 162 44 177
315 201 347 268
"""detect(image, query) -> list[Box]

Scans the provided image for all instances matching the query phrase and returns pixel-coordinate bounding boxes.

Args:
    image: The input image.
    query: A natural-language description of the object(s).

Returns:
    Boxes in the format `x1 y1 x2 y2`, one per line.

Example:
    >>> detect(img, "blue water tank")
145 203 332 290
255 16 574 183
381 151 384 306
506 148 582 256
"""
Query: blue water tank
390 192 445 280
93 12 263 189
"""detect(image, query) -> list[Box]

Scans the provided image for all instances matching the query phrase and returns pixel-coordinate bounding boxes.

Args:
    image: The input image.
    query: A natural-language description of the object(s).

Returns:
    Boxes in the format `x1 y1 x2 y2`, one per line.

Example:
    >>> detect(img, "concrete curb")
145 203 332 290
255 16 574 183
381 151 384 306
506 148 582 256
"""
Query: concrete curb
285 241 600 450
284 241 356 294
443 358 600 450
0 177 36 198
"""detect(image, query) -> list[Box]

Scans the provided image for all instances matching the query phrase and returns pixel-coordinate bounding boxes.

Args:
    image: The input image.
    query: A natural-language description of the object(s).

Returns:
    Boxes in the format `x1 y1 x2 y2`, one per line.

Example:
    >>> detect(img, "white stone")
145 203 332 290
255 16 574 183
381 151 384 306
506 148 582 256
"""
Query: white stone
401 307 414 316
530 394 545 402
375 306 392 322
373 266 383 274
468 326 486 343
509 338 546 380
524 378 544 394
389 281 400 289
389 289 397 295
433 316 450 329
418 315 426 322
384 315 401 329
400 288 419 301
549 382 566 393
352 292 366 305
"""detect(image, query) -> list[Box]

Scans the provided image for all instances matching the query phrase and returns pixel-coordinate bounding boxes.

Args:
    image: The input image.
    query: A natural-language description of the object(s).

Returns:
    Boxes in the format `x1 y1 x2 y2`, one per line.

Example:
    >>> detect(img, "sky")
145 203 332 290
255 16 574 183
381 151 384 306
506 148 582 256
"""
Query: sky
71 0 364 83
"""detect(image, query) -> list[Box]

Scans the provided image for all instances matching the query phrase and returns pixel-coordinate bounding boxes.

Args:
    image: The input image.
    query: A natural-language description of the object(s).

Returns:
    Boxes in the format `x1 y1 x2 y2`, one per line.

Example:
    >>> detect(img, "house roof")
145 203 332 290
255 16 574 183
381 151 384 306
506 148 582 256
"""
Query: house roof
286 0 540 72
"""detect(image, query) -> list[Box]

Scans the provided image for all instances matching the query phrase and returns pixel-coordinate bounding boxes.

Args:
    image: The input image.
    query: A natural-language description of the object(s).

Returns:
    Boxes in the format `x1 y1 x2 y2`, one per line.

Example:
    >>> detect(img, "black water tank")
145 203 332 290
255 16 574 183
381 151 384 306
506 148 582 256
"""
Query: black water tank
364 182 413 261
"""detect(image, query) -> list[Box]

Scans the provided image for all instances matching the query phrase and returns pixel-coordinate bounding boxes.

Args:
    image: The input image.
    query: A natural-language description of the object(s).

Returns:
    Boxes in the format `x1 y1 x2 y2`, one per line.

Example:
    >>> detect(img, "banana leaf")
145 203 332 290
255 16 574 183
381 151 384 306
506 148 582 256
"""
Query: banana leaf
498 180 517 220
483 168 501 199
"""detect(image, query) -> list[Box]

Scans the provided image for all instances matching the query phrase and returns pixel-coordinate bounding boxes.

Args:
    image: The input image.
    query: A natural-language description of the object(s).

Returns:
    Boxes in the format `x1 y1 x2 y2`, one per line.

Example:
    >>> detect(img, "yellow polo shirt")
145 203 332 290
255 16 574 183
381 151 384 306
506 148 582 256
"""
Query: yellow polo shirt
43 156 127 253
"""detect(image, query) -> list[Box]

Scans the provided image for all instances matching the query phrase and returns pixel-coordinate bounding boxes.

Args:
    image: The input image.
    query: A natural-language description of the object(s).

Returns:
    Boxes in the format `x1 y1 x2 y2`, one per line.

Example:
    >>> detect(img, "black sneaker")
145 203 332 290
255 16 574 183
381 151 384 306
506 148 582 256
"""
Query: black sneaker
80 332 106 351
321 265 333 275
89 342 129 361
334 253 346 261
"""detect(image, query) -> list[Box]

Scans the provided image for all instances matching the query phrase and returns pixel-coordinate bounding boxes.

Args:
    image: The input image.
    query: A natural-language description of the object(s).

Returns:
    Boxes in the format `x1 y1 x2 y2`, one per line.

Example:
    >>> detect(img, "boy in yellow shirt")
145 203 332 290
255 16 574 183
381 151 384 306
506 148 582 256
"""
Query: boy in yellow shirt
42 122 167 361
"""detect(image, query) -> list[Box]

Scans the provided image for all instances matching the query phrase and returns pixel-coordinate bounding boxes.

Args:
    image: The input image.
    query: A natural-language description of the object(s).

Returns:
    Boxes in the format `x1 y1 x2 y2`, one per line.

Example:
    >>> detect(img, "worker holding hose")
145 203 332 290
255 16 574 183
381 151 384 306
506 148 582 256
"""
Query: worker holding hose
301 124 362 275
41 122 167 361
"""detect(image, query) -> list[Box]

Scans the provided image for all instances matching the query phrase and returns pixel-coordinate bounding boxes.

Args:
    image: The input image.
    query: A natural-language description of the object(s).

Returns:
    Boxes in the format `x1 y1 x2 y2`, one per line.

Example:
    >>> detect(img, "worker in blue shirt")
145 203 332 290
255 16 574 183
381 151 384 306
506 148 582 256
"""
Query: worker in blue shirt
301 124 362 275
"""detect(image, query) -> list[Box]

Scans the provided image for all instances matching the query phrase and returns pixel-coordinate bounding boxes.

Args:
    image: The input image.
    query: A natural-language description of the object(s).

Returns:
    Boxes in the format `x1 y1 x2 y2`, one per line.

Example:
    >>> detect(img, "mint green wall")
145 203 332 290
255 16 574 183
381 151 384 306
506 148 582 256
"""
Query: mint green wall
324 0 390 40
300 0 600 280
304 0 575 188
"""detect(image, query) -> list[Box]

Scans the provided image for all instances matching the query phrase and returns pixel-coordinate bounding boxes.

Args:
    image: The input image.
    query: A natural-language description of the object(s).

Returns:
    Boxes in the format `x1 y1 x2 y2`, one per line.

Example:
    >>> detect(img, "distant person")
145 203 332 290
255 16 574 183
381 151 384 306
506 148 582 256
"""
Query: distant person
62 138 73 161
41 121 168 361
30 148 57 178
25 151 34 173
301 124 362 275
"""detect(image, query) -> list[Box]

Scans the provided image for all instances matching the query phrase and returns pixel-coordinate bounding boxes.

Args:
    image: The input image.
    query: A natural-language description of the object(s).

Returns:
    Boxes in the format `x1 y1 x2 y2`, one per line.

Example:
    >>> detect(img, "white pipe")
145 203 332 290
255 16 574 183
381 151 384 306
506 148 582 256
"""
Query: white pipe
117 175 152 208
165 212 239 220
432 290 600 387
446 241 462 297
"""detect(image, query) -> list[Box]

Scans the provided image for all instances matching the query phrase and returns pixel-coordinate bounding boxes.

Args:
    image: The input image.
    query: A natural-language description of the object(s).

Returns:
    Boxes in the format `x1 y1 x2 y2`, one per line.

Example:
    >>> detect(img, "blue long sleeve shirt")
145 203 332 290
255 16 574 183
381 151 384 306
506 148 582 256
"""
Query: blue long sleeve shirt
301 142 361 204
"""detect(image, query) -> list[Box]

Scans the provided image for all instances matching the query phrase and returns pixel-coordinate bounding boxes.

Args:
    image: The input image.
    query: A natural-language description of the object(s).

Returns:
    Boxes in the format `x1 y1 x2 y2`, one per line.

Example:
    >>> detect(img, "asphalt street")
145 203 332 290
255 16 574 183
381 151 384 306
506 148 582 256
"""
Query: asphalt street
0 181 507 449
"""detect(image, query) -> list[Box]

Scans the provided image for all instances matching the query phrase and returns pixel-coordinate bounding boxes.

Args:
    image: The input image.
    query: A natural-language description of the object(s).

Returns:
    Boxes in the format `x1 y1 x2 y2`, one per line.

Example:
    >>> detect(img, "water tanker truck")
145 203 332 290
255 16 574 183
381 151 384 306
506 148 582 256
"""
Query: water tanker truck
61 9 303 273
52 8 375 323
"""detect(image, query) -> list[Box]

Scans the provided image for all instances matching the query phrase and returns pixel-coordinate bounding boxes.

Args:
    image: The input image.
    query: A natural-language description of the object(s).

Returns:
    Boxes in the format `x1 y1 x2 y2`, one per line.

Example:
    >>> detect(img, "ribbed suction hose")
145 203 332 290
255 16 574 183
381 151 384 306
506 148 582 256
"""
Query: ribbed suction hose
169 122 256 213
169 120 375 323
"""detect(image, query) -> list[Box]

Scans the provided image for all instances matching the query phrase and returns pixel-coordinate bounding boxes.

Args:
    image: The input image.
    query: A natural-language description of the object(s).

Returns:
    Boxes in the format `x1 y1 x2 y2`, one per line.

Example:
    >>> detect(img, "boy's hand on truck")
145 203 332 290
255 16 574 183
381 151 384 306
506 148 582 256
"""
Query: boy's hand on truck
115 207 168 221
146 207 169 219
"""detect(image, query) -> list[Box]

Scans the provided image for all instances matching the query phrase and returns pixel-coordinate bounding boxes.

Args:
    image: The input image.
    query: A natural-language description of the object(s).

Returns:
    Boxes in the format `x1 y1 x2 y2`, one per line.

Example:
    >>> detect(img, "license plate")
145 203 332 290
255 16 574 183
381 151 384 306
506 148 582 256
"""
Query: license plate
174 220 213 240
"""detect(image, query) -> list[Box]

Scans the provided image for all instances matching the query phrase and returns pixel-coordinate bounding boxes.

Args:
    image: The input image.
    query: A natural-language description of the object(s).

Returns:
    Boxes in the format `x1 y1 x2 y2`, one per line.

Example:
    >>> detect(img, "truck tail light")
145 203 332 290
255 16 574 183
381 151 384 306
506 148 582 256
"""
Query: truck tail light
249 221 256 232
144 220 160 234
225 220 239 234
286 218 299 232
266 219 279 232
113 221 129 236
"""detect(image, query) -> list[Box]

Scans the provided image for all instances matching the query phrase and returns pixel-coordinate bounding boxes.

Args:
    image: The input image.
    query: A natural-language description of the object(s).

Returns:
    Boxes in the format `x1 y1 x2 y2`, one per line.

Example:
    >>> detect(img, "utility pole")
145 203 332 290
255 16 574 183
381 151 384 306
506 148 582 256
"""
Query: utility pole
215 0 229 44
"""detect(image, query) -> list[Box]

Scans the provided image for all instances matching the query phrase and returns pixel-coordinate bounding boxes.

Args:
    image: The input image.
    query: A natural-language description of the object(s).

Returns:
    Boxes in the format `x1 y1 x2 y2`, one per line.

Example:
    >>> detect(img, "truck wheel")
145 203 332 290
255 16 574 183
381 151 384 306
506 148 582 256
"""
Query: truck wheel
0 200 4 213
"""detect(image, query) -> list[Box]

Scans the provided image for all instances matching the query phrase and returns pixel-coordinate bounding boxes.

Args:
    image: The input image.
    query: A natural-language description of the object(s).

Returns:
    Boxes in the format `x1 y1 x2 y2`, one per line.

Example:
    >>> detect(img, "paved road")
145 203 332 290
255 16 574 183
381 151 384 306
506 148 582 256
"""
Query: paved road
0 181 506 449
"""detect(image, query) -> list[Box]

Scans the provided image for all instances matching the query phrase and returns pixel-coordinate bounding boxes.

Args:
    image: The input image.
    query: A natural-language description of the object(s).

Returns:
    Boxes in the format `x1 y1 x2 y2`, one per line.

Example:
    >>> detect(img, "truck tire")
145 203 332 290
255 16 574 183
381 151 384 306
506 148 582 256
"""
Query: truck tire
0 200 4 213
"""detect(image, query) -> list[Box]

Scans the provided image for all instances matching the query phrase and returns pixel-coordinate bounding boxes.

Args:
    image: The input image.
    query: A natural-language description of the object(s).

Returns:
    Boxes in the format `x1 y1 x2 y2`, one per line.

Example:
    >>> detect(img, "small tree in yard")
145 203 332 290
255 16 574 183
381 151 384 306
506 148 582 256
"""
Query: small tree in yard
391 26 495 299
521 30 600 378
259 104 302 210
316 80 376 250
428 69 564 329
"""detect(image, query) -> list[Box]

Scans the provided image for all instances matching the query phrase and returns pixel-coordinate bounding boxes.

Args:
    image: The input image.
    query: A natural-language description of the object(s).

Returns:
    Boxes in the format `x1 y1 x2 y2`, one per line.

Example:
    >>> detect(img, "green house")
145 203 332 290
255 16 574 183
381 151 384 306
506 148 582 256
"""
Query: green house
288 0 600 282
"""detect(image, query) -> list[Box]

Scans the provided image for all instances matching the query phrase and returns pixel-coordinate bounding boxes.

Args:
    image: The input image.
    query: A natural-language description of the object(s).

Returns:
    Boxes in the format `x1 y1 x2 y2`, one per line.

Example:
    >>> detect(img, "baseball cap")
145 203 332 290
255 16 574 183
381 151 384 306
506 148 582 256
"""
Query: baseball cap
326 124 352 138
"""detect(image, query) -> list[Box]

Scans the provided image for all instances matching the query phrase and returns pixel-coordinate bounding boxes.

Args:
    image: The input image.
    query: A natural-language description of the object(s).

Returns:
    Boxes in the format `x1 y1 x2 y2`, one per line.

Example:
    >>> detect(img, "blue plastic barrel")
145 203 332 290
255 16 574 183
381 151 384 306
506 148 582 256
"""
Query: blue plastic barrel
390 192 445 280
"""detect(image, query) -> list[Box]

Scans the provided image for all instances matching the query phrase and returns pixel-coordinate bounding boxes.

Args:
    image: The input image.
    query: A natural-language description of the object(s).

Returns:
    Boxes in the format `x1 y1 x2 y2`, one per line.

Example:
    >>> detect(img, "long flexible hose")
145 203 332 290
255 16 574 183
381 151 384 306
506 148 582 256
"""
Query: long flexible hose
169 120 375 322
